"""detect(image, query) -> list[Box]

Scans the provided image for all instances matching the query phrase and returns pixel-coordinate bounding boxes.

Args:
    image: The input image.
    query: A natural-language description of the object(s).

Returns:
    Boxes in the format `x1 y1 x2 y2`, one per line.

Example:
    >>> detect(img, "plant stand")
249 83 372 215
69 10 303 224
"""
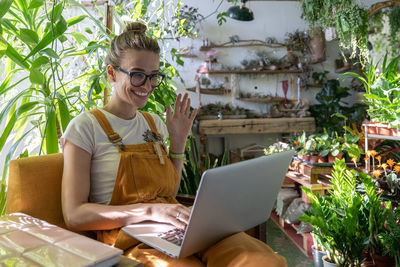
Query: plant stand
363 123 400 171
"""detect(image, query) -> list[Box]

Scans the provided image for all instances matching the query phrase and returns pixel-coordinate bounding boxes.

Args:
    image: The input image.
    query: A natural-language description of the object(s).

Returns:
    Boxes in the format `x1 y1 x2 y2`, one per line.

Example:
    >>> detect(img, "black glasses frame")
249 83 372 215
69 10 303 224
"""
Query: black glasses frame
117 67 165 87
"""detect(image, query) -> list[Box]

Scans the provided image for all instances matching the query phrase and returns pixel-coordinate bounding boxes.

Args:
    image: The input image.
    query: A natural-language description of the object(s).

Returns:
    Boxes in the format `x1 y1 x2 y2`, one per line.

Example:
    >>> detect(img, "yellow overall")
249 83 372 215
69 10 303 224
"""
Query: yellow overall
90 109 287 267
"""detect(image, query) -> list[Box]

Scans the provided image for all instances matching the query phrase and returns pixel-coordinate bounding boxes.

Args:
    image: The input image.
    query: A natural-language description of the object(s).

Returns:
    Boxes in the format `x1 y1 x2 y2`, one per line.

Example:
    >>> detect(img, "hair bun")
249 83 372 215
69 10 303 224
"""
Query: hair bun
124 22 147 34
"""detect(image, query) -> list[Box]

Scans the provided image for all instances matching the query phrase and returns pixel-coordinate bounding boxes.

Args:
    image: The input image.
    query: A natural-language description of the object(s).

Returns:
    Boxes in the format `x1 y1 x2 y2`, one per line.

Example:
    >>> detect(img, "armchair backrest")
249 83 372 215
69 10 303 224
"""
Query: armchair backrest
6 153 66 228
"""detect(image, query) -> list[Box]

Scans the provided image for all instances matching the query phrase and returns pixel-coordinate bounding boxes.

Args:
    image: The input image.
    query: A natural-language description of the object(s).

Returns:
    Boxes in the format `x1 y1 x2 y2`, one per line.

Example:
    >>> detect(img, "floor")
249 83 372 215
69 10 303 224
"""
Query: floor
266 219 313 267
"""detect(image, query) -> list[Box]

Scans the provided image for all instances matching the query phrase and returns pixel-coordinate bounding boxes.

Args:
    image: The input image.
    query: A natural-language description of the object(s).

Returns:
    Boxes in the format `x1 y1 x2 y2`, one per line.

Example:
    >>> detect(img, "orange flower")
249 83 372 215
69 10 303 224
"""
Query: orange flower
386 159 395 169
364 157 369 162
370 150 378 158
394 165 400 173
373 169 382 178
293 141 300 146
351 157 358 163
376 155 382 164
381 163 388 170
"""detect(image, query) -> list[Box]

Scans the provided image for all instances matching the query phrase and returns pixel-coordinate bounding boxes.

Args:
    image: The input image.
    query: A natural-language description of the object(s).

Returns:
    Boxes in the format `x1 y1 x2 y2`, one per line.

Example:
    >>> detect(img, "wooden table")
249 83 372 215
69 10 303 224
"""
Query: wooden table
197 118 315 162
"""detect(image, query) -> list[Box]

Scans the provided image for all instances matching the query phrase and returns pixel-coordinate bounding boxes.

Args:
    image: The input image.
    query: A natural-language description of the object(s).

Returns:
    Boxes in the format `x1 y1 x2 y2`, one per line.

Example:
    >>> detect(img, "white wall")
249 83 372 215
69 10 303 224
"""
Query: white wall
165 0 384 155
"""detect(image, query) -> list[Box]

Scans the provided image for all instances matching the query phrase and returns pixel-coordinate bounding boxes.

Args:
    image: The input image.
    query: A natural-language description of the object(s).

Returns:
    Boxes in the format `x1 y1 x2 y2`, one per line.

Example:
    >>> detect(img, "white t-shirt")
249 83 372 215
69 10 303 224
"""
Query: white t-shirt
60 109 169 204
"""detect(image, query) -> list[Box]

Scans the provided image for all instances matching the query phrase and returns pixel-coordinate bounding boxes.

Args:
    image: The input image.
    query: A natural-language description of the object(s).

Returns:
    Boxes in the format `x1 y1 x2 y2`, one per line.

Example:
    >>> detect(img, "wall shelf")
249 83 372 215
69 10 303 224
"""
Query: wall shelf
199 117 315 135
236 97 285 103
186 86 230 95
198 69 303 75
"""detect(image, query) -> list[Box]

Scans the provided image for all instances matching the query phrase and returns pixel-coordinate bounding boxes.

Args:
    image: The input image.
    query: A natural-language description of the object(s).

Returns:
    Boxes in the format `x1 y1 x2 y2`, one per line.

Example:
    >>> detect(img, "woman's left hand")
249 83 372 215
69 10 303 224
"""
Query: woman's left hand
166 93 197 153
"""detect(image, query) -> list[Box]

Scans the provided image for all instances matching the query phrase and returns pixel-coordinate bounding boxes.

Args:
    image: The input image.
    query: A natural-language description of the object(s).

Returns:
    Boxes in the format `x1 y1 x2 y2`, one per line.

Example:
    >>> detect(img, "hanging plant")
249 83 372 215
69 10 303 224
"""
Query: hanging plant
389 6 400 40
334 4 370 62
300 0 370 64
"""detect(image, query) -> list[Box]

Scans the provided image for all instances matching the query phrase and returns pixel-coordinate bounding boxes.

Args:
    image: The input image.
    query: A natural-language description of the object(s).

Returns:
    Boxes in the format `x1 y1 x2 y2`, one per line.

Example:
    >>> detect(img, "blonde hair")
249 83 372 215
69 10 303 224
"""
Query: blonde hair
105 22 160 67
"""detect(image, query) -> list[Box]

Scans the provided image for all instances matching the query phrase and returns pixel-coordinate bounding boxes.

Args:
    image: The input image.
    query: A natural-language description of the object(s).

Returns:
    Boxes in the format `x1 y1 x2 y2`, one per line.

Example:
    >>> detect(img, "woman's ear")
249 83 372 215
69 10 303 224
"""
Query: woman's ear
107 65 117 82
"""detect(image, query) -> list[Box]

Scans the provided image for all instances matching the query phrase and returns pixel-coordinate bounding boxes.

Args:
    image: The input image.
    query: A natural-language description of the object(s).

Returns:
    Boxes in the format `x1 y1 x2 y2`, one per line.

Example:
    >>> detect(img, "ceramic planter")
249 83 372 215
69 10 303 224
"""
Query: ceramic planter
312 245 327 267
322 255 338 267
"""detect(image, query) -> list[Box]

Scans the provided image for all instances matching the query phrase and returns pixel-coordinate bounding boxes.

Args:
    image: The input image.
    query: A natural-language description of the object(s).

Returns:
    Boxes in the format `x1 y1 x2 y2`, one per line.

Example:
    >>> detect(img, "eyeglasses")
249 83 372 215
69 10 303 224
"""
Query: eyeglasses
117 67 165 88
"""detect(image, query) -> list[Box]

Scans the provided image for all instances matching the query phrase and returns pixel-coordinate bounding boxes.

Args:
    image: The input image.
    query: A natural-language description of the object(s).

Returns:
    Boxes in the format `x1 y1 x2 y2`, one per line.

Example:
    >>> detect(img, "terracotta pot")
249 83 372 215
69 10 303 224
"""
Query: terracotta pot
299 154 311 161
378 126 392 136
309 27 326 64
309 155 319 163
328 153 343 163
318 155 327 163
392 128 400 137
366 124 377 135
371 253 395 267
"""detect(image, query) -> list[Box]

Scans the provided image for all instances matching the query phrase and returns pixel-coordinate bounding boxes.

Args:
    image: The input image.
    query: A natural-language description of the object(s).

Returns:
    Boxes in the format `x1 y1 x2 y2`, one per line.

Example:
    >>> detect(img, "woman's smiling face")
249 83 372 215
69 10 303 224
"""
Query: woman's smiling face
111 48 160 109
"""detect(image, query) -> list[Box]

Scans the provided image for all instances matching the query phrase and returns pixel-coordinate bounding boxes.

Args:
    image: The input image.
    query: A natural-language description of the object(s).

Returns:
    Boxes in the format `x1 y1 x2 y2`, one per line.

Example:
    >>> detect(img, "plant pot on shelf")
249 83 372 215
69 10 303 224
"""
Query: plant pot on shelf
309 155 320 163
318 155 327 163
312 245 327 267
328 153 343 163
365 122 377 135
377 124 392 136
322 255 338 267
392 128 400 137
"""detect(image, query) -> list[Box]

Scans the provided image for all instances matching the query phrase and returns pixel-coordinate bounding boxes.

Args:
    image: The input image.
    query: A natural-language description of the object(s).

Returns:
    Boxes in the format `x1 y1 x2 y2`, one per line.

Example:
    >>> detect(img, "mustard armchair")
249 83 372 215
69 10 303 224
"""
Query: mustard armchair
6 153 66 228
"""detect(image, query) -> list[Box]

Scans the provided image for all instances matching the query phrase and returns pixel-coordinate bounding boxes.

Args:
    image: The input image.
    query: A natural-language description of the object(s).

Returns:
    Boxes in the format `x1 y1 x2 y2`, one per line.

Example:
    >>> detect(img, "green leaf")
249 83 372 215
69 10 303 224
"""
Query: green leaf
0 101 38 151
70 31 88 45
28 0 43 9
41 47 59 59
84 27 93 34
24 16 68 60
57 98 71 132
66 14 87 27
29 68 45 84
20 28 39 45
0 0 13 20
0 18 19 34
58 35 67 42
31 55 49 68
47 2 63 23
45 108 59 154
4 43 29 69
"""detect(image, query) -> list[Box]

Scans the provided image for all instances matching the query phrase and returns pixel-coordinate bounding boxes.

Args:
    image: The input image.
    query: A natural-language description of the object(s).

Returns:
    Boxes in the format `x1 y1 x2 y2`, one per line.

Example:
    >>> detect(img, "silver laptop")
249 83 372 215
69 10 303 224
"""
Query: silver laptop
122 150 294 258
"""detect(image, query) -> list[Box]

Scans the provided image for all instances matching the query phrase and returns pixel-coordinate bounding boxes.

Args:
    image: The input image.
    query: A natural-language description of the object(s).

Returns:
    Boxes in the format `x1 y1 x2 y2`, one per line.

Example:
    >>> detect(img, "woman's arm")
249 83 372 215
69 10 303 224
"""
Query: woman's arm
62 141 190 231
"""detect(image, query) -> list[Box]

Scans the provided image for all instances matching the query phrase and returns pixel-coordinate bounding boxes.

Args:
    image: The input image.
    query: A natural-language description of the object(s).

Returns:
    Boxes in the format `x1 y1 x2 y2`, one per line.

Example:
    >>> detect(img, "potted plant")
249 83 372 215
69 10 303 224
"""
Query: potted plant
312 71 329 86
300 159 369 266
327 134 343 163
315 133 331 163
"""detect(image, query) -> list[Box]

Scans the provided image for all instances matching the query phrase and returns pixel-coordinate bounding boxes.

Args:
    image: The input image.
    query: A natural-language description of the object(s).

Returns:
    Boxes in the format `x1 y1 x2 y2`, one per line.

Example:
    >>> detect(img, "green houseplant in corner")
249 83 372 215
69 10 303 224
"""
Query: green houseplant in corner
300 159 369 266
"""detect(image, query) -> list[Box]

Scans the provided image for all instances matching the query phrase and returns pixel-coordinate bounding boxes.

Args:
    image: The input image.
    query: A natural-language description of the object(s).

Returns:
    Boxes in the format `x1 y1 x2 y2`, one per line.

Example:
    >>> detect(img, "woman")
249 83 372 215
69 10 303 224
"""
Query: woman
61 22 286 267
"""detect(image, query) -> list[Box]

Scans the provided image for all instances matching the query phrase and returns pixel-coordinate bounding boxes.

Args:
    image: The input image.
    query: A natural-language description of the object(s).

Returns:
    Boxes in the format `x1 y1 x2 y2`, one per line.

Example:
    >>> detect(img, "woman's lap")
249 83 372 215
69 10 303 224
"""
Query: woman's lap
126 232 287 267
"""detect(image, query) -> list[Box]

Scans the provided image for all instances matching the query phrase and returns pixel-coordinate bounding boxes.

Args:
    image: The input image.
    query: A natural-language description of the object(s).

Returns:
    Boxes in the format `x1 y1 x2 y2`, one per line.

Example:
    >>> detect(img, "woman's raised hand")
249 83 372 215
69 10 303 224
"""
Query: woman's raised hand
166 93 197 153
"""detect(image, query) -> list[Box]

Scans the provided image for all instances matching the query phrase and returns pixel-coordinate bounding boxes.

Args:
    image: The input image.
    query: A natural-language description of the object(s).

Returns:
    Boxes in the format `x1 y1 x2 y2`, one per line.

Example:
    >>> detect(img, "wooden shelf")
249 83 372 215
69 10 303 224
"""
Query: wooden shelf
199 117 315 135
186 86 230 95
198 69 303 75
236 97 285 103
200 43 285 50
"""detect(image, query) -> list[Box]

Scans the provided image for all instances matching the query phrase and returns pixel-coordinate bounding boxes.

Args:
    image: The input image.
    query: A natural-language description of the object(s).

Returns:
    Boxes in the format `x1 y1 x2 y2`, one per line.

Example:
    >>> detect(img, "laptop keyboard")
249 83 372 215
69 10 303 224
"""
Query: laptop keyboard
157 228 185 246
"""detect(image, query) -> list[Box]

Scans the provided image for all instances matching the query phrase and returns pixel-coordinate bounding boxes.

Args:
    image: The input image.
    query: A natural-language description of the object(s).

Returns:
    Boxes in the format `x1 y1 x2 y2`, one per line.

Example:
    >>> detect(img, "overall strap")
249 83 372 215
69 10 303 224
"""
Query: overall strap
139 111 161 136
90 109 123 145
